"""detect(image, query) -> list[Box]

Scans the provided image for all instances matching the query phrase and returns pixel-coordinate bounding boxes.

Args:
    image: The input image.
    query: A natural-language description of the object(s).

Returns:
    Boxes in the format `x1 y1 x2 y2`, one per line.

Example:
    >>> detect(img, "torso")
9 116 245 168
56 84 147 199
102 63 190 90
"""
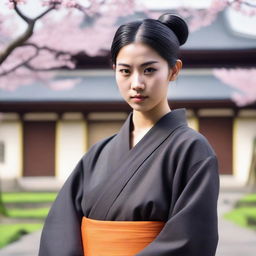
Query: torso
81 109 216 221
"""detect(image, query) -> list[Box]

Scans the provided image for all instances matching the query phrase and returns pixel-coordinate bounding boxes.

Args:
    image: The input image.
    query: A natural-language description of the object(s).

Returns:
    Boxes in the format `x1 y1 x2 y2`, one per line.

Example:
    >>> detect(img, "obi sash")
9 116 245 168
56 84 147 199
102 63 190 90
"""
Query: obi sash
81 217 165 256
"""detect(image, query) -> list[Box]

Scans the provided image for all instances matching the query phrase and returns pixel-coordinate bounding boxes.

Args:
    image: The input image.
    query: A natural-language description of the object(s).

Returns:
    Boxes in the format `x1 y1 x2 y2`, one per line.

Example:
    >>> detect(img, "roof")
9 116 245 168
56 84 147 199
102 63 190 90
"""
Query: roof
116 10 256 51
182 11 256 50
74 11 256 69
0 70 240 103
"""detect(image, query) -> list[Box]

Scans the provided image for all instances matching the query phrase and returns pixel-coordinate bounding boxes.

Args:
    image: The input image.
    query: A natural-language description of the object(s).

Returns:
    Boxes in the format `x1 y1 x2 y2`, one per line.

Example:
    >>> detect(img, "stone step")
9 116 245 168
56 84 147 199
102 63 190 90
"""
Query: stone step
0 217 44 224
4 202 54 209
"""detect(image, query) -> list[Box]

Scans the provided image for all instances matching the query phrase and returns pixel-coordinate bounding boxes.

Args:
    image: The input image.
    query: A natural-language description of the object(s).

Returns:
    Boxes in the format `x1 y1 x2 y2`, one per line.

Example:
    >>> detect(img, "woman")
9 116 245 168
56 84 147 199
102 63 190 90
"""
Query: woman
39 13 219 256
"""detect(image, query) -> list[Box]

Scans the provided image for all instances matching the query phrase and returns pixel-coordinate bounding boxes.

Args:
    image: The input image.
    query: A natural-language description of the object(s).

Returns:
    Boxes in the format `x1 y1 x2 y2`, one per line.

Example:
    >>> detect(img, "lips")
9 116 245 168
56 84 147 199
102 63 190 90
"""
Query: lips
131 95 148 99
130 95 148 102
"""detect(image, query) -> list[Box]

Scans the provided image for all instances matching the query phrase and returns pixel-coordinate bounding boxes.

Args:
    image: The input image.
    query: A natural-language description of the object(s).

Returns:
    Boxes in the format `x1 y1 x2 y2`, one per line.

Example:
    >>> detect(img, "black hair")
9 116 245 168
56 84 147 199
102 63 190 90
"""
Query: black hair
111 13 189 67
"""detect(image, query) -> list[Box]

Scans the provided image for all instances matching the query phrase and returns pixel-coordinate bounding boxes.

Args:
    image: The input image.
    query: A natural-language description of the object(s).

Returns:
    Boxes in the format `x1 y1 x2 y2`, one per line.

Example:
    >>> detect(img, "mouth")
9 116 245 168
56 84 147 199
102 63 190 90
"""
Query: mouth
130 95 148 102
131 95 148 99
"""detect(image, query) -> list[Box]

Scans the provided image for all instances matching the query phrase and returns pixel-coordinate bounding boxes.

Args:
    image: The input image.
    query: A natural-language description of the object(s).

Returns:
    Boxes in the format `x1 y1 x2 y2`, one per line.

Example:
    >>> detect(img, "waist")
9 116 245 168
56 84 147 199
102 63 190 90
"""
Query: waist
81 217 165 256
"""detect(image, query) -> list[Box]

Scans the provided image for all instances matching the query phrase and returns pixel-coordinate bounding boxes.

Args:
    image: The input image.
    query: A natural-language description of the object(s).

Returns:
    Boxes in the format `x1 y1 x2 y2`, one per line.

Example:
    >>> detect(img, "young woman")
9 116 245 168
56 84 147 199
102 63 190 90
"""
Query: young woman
39 13 219 256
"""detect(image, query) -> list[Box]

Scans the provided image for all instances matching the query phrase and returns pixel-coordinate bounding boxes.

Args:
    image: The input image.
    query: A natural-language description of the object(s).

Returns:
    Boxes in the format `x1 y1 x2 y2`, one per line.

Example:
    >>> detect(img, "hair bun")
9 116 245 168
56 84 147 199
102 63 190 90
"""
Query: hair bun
158 13 189 46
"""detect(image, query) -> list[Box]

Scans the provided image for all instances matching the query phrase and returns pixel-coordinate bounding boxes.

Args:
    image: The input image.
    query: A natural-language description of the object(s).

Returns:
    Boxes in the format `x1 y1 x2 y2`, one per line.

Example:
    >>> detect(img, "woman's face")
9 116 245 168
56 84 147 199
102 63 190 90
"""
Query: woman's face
114 42 179 114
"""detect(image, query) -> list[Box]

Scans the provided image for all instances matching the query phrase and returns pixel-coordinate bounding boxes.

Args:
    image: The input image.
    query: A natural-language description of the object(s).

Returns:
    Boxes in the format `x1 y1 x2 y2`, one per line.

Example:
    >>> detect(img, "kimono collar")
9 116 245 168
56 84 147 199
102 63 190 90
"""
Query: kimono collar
117 108 188 152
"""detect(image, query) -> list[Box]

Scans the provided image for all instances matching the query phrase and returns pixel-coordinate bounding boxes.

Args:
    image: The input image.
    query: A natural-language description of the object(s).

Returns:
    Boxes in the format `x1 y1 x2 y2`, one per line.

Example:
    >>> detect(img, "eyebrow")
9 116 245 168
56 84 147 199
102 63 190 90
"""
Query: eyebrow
117 61 159 67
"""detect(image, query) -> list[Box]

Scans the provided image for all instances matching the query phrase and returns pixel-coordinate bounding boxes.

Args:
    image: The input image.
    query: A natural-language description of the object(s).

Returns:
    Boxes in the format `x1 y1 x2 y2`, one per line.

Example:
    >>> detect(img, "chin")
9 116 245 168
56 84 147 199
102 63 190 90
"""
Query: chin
130 105 152 113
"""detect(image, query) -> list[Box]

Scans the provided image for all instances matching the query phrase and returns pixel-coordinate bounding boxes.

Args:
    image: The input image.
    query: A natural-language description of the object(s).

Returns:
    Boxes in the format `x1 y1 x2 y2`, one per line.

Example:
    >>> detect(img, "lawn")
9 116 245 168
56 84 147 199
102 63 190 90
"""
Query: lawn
7 208 50 219
224 193 256 230
239 194 256 202
2 192 57 203
0 192 57 249
0 223 43 249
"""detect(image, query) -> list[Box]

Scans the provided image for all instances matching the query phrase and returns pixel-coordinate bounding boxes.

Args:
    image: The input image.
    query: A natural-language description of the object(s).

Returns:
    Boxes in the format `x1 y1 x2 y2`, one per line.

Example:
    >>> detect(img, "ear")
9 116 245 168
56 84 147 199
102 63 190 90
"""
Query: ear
169 59 182 81
112 64 116 70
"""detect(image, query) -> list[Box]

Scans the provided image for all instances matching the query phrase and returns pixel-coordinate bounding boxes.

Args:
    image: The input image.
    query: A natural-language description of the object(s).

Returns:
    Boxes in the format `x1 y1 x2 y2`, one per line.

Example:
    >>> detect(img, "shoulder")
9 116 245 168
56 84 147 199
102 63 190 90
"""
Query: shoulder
182 126 214 153
167 126 219 182
169 125 216 163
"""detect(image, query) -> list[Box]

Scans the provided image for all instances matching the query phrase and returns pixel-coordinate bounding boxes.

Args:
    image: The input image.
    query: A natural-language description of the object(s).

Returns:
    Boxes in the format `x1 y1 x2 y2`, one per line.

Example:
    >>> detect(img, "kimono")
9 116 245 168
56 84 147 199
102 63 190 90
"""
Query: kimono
39 108 219 256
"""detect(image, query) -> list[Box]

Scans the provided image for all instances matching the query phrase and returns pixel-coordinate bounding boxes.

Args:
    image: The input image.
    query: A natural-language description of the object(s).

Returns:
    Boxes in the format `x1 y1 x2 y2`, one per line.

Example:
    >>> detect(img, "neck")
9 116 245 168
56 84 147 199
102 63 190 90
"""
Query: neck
132 105 171 131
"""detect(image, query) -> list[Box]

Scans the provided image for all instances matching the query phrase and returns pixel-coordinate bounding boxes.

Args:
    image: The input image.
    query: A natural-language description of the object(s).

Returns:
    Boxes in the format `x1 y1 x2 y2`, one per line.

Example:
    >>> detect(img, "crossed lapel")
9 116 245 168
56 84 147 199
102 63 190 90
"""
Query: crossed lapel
87 109 187 220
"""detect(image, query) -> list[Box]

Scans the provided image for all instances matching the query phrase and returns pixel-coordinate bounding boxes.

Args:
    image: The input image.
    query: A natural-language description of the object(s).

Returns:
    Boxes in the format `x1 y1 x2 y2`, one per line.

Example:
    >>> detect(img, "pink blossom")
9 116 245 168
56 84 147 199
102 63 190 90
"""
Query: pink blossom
1 0 140 90
9 0 26 4
0 45 37 72
213 68 256 106
63 0 77 8
2 0 255 93
7 0 26 8
47 78 80 90
177 0 256 32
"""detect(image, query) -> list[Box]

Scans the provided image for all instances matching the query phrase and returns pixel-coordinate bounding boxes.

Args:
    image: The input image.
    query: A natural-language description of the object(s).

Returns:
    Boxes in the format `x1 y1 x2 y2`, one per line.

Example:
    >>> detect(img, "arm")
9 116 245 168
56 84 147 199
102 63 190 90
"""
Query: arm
137 155 219 256
39 159 85 256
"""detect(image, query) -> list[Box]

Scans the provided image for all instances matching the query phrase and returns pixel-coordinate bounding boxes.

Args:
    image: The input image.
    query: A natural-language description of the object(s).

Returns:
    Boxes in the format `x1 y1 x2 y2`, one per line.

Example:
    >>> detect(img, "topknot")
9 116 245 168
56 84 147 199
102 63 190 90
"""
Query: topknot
158 13 189 46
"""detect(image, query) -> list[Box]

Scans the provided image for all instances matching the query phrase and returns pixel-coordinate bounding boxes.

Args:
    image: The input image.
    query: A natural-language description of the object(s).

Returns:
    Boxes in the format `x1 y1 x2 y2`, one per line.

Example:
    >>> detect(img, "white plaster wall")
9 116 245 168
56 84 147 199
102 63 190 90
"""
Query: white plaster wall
234 118 256 184
0 121 22 179
187 117 199 131
56 121 87 180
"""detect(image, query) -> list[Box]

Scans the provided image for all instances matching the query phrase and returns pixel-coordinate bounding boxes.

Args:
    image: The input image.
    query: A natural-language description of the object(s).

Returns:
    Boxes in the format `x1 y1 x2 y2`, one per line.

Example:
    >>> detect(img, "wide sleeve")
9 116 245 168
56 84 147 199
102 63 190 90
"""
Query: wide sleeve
39 159 85 256
137 155 219 256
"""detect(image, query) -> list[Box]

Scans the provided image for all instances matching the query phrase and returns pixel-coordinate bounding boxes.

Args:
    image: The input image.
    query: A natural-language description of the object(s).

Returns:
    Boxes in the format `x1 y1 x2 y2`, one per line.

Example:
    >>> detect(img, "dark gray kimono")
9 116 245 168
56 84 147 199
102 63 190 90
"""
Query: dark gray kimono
39 108 219 256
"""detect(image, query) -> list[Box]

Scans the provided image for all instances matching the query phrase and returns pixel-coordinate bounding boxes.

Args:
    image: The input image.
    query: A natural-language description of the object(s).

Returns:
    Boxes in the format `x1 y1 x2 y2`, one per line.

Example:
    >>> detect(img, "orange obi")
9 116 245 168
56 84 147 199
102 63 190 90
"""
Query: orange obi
81 217 165 256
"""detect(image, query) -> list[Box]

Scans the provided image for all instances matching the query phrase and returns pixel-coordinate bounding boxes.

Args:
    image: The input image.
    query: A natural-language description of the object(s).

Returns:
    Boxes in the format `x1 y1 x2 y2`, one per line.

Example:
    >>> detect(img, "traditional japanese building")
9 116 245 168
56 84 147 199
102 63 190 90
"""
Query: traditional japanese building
0 11 256 190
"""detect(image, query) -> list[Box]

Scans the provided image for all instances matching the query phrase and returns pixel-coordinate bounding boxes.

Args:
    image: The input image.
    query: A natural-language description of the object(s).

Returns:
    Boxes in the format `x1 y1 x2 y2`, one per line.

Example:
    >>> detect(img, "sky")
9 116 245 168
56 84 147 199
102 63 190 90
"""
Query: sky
143 0 213 9
0 0 256 37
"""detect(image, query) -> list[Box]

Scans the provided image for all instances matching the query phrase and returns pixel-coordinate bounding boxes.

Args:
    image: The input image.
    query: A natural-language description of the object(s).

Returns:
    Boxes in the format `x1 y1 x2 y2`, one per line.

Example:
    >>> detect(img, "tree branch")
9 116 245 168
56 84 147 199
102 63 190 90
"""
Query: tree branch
0 47 39 76
0 23 35 65
241 1 256 8
25 63 68 72
230 0 256 8
13 1 32 24
34 4 58 21
23 42 72 56
0 2 58 65
0 43 73 76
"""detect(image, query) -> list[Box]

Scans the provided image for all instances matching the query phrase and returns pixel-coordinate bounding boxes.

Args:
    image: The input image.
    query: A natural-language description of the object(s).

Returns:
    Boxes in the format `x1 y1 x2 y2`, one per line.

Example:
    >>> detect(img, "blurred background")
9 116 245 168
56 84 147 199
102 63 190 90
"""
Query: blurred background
0 0 256 255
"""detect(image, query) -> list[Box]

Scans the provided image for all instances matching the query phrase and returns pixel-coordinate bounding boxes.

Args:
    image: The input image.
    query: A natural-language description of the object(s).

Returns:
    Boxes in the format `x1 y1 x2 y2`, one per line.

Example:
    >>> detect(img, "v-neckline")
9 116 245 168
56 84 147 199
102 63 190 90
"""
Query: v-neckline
128 111 172 151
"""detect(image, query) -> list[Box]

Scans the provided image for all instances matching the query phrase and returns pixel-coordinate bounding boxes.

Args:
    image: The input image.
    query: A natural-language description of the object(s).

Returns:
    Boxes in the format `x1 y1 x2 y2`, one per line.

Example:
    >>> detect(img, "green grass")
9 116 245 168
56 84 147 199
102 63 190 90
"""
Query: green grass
0 192 56 248
2 192 57 203
239 194 256 203
224 193 256 230
0 223 43 249
6 208 50 219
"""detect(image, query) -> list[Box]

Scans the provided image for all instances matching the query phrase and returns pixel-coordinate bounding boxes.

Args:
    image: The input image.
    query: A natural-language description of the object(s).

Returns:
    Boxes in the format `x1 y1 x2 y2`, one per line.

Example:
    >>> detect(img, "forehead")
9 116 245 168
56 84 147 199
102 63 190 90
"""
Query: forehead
116 43 166 64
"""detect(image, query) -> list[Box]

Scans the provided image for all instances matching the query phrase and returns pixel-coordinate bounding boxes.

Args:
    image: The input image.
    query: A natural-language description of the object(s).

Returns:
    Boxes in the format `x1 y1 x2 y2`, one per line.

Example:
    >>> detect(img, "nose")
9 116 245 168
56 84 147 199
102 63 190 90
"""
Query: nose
131 73 145 91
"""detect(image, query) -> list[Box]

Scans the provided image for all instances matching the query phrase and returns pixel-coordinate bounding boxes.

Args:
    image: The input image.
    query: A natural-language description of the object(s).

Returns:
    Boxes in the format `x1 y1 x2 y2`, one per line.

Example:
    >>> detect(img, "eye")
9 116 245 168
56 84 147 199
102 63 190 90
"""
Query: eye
144 67 157 75
119 69 130 75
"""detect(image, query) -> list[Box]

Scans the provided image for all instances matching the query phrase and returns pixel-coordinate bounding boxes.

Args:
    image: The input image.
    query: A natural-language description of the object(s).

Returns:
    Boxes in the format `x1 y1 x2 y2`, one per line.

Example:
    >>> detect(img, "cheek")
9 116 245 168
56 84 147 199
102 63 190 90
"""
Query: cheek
116 75 124 87
150 75 169 98
116 78 128 97
151 72 169 87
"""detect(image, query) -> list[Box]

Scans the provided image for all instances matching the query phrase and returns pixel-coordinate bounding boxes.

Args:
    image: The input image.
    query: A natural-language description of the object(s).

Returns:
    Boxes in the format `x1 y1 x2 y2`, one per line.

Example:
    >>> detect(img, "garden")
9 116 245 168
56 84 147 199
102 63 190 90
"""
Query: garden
0 192 56 249
0 191 256 249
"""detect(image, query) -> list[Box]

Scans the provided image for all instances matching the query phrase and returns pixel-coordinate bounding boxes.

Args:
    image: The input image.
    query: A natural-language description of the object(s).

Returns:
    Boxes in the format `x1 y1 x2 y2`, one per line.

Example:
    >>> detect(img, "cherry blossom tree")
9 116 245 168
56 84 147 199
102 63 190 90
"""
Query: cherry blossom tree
0 0 143 90
176 0 256 106
177 0 256 32
213 68 256 106
0 0 255 106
